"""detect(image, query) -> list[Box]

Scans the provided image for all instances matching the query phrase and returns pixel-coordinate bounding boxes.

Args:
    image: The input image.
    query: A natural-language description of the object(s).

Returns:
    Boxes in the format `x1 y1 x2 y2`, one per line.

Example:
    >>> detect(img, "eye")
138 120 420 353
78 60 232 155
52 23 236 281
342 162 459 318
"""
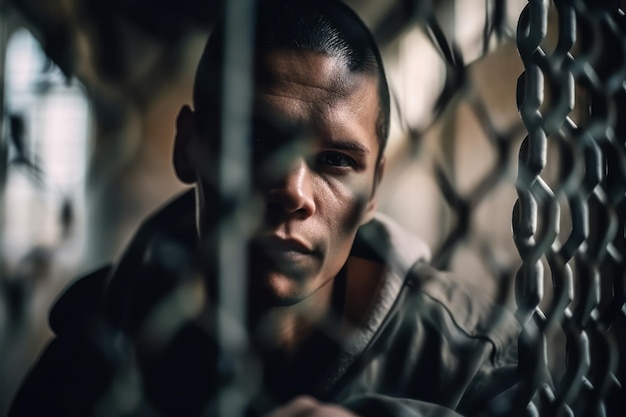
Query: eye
316 151 355 168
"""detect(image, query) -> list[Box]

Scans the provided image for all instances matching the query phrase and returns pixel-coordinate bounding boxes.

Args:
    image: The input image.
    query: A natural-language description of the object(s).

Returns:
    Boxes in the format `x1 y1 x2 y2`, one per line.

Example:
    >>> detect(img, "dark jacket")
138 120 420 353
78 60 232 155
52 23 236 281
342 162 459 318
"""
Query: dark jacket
9 190 536 417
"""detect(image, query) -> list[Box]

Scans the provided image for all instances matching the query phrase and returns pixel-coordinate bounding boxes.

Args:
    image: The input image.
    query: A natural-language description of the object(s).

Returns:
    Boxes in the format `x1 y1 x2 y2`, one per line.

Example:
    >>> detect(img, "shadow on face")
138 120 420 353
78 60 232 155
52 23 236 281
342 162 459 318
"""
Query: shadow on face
176 50 385 307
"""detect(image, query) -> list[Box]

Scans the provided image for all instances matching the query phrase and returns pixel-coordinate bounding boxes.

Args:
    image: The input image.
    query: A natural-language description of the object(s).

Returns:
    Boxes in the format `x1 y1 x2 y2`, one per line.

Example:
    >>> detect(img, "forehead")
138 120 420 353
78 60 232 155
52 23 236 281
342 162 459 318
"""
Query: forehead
254 50 380 150
256 50 360 98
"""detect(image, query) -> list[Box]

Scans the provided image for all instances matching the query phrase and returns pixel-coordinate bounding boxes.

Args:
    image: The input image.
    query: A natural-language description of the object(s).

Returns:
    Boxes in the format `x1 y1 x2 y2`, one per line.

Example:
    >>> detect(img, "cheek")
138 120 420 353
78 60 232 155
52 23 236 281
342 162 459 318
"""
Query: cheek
319 176 372 236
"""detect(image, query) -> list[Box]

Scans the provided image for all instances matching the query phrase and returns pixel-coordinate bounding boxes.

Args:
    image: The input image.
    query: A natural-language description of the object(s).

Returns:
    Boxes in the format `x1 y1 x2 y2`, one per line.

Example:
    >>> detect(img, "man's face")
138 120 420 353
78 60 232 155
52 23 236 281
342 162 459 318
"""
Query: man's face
186 50 383 307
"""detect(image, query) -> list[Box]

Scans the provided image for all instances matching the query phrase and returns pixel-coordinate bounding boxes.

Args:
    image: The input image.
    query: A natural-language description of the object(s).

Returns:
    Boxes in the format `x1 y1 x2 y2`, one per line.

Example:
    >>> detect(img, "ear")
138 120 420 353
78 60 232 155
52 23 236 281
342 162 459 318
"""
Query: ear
361 156 386 225
173 105 197 184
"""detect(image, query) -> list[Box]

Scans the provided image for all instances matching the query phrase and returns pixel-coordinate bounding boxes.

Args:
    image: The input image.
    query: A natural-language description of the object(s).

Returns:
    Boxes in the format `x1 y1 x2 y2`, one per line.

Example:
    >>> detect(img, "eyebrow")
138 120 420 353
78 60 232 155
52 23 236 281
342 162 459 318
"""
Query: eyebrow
320 138 371 156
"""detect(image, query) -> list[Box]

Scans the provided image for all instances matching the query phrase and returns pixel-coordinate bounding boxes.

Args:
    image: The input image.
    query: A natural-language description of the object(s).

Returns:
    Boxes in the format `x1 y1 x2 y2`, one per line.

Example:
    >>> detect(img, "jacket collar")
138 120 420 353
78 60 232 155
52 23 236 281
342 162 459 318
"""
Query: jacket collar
311 213 431 397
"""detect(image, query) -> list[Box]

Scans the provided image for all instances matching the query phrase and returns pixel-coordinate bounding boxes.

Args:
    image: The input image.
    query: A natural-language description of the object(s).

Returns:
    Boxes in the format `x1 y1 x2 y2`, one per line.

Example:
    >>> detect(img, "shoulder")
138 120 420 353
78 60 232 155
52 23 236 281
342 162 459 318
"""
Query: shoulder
52 189 197 334
403 261 519 367
354 213 519 362
49 265 112 337
352 214 519 369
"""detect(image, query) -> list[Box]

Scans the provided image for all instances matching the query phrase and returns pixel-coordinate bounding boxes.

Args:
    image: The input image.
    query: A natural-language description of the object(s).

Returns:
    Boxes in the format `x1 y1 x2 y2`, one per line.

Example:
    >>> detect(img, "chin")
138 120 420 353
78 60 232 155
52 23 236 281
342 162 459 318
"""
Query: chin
255 272 309 307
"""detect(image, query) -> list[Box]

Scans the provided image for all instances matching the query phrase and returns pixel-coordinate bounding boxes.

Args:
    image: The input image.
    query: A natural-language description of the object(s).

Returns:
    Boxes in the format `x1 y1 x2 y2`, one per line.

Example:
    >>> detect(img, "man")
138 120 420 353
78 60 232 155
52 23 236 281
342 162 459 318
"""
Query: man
9 1 533 416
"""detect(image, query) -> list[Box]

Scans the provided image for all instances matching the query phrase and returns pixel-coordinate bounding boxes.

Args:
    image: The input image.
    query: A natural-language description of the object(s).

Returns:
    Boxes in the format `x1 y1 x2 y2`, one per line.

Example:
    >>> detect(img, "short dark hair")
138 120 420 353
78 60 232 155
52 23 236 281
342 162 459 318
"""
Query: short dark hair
193 0 390 159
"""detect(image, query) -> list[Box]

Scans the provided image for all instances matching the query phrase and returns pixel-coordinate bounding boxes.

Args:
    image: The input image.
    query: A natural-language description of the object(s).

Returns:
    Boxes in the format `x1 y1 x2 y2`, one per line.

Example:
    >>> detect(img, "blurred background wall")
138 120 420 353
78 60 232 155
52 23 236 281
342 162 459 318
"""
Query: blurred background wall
0 0 531 414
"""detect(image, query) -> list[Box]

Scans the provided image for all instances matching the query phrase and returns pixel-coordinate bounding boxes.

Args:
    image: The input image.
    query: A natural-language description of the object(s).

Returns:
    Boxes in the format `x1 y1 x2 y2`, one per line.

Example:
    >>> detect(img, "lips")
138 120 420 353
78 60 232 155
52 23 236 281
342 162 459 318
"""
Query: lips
253 236 318 262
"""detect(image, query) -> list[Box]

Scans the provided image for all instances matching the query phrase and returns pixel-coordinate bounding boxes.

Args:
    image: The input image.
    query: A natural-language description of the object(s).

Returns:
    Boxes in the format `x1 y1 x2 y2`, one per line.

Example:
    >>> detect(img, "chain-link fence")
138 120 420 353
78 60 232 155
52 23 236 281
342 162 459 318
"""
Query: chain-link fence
0 0 624 416
513 0 625 415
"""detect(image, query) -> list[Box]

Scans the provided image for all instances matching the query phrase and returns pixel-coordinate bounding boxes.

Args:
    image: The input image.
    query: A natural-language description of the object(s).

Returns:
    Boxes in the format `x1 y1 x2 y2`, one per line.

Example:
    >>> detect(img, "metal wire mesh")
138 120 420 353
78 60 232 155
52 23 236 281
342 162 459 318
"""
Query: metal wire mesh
0 0 625 416
512 0 625 415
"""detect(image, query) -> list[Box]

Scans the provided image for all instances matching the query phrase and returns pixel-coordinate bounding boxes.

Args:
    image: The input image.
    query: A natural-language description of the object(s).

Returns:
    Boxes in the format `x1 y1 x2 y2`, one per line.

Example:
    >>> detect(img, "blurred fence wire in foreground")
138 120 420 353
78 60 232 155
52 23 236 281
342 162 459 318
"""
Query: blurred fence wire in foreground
0 0 625 416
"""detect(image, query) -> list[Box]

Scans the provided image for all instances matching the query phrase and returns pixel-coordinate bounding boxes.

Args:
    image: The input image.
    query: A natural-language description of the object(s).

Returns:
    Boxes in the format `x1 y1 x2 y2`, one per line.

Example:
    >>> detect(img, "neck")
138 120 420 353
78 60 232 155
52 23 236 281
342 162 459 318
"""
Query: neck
250 275 338 360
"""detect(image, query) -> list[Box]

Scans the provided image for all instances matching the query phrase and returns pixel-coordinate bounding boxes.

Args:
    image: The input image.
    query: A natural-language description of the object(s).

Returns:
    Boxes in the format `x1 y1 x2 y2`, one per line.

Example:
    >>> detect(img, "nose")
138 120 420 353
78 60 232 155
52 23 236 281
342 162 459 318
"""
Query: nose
265 158 316 218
